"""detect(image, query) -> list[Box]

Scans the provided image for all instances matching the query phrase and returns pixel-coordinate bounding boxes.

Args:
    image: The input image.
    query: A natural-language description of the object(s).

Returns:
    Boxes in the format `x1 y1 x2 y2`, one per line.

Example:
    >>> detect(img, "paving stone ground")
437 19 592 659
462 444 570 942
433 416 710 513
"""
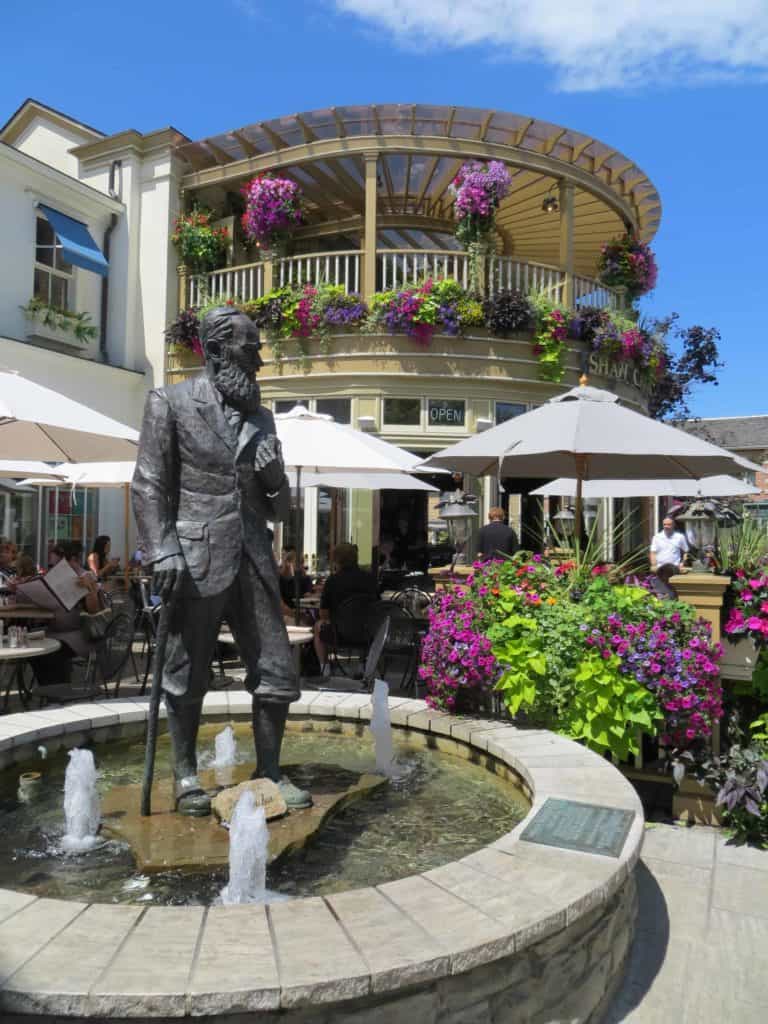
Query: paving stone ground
605 823 768 1024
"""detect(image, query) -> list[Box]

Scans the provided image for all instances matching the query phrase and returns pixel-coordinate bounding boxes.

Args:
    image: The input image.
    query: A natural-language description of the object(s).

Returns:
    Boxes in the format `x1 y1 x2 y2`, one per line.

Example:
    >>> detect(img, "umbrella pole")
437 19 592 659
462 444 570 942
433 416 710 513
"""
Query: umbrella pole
123 482 130 591
574 454 587 557
294 466 301 626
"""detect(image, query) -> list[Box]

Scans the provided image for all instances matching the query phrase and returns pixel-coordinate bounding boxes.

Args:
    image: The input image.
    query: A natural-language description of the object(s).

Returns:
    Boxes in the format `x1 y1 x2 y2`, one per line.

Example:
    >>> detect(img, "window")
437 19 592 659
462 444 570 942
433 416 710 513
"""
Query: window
383 398 421 426
274 399 310 414
316 398 351 424
34 215 73 310
428 399 465 427
496 401 526 424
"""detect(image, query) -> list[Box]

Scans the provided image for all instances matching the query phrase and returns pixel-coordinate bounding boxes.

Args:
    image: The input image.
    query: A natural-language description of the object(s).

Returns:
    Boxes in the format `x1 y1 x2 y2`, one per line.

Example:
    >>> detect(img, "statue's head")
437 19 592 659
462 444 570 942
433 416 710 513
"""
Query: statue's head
200 307 263 408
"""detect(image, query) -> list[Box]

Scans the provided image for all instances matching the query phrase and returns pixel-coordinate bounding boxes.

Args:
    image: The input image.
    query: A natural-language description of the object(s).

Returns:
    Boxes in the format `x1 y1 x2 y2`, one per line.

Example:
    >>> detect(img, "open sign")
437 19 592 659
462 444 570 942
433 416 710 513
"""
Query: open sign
428 399 465 426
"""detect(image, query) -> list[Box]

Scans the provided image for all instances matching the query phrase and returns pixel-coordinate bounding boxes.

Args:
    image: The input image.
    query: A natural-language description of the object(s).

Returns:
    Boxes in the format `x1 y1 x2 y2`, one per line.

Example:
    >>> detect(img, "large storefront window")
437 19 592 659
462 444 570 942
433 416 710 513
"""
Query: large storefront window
316 398 351 424
496 401 526 424
275 399 308 414
0 486 39 556
43 487 99 566
383 397 421 426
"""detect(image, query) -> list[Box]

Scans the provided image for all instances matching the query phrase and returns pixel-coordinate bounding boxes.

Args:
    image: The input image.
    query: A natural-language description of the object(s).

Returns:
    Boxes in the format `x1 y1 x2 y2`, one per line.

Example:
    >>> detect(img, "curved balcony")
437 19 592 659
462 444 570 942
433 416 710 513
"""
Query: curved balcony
183 250 622 311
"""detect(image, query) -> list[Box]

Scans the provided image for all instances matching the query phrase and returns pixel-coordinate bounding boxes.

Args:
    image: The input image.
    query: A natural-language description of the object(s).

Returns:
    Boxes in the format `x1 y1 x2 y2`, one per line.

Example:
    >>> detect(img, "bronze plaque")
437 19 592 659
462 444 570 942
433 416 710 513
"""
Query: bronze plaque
520 798 634 858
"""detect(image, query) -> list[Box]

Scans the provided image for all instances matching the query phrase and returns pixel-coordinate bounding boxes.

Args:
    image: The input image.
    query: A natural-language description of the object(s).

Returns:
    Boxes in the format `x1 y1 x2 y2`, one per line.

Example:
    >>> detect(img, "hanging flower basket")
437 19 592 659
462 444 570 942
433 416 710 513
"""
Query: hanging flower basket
597 233 658 299
240 174 304 253
171 208 229 275
450 160 512 247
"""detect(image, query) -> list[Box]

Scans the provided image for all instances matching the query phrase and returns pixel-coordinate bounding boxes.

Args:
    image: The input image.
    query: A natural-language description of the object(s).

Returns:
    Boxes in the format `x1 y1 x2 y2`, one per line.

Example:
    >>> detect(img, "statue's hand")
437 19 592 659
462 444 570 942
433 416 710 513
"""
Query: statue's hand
151 554 187 604
254 435 286 494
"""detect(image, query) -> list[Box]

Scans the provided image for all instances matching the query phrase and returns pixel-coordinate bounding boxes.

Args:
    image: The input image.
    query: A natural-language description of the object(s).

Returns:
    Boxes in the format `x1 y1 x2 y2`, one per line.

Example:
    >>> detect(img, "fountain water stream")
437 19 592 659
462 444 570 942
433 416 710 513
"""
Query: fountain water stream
370 679 395 776
221 790 269 905
61 749 101 852
213 725 237 767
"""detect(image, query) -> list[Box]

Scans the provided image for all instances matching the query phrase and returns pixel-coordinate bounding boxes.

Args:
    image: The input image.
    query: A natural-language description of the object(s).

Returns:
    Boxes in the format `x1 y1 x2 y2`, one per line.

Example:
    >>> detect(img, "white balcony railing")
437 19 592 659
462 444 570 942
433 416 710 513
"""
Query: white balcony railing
276 251 361 293
184 251 621 311
378 249 470 290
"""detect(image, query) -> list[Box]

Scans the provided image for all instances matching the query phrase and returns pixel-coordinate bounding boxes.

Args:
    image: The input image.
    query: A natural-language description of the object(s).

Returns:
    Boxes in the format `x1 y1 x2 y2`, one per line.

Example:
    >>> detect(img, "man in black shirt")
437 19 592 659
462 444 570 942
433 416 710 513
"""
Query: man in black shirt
476 507 518 560
314 542 378 669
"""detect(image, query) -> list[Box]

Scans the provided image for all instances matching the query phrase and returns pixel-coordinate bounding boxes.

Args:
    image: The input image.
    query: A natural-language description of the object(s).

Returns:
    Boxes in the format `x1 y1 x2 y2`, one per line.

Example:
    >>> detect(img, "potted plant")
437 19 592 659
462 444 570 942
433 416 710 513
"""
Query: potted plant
240 174 304 258
597 233 658 300
450 160 512 293
165 309 203 367
171 207 229 275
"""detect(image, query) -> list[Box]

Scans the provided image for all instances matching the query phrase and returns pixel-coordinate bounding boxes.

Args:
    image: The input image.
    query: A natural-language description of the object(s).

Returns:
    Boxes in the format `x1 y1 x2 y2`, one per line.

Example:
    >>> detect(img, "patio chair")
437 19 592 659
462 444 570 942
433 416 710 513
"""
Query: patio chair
83 609 136 698
365 600 422 693
325 593 378 677
310 617 390 693
392 587 433 619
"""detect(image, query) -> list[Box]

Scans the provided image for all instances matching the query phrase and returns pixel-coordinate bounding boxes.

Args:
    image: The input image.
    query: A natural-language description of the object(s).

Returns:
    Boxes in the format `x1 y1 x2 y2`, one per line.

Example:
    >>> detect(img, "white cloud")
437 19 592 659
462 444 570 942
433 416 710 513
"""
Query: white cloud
332 1 768 90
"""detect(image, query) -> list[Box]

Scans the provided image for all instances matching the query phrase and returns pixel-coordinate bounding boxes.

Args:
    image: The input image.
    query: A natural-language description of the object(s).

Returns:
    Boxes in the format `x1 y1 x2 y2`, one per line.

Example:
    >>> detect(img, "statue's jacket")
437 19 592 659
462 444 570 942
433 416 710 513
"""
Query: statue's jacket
132 373 289 598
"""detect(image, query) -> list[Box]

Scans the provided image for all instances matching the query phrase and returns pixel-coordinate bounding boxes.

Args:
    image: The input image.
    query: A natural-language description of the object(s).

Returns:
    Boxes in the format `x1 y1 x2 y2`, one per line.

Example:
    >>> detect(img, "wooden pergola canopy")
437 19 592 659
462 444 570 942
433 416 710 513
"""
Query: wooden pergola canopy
177 104 661 278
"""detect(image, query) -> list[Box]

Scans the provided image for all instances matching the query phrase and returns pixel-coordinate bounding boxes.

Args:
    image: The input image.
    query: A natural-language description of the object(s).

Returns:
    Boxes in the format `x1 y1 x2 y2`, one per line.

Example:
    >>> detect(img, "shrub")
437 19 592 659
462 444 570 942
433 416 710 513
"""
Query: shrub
484 290 534 336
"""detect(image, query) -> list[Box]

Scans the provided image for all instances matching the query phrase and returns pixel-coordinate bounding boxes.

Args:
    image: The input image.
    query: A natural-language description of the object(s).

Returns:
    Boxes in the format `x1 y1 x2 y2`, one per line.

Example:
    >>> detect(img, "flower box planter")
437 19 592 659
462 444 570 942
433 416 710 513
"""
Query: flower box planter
25 321 89 351
720 637 760 683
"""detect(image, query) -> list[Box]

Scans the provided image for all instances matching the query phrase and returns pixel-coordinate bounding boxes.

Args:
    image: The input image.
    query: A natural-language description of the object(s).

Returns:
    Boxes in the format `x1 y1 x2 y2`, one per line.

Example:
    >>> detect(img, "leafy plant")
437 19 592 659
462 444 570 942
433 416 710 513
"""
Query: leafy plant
529 292 569 382
484 290 534 336
717 520 768 576
488 613 546 714
240 174 304 252
646 316 723 421
597 232 658 298
171 207 229 274
164 308 202 355
21 299 98 343
693 739 768 845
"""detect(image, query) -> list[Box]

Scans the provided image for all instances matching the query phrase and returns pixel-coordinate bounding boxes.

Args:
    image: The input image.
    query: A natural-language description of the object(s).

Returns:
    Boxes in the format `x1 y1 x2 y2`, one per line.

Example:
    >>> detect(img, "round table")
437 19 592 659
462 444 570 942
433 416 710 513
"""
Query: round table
0 606 55 621
0 637 61 712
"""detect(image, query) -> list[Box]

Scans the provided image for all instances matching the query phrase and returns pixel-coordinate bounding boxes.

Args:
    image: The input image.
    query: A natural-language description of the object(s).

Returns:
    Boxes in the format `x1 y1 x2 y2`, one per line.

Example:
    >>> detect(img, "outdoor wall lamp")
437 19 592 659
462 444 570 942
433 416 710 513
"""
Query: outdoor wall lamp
541 193 559 214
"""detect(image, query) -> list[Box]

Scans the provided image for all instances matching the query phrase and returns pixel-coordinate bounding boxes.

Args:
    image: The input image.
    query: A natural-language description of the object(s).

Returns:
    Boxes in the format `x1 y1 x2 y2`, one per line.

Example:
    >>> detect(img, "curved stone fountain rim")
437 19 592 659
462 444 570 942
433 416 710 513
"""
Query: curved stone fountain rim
0 691 644 1019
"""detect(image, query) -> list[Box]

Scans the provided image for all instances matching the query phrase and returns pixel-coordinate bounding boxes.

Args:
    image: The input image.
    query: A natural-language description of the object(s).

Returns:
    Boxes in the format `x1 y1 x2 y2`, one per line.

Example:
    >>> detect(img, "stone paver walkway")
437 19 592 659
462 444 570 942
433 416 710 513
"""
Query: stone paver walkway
605 823 768 1023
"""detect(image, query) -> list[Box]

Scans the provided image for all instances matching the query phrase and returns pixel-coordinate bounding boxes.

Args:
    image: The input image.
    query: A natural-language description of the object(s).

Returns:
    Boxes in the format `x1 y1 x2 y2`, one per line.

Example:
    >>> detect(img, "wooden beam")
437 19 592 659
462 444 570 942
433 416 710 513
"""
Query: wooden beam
260 122 289 151
371 105 382 135
571 137 594 162
428 157 462 216
402 155 412 214
300 164 362 214
445 106 457 136
543 129 567 155
232 130 260 158
331 108 347 138
380 154 396 209
514 118 535 146
205 140 234 165
294 114 318 144
591 148 616 173
414 156 439 212
479 110 495 141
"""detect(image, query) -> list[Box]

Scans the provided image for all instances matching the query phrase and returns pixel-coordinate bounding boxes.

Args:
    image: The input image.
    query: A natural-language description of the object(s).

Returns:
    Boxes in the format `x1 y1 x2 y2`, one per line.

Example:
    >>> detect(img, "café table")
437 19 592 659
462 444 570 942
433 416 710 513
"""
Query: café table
216 626 313 678
1 637 61 712
0 606 55 622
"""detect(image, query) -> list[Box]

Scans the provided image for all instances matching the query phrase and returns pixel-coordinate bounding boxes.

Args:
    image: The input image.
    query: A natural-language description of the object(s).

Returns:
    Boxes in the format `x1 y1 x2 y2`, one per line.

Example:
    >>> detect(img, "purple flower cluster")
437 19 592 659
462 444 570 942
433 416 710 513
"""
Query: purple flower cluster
452 160 512 219
241 174 304 247
419 590 500 712
569 307 667 380
586 614 722 747
323 294 367 327
598 233 658 298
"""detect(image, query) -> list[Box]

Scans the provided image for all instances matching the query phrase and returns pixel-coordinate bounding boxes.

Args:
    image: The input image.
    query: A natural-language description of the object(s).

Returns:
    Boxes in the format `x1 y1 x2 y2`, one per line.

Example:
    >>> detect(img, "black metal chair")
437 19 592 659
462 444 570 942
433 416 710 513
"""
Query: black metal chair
84 610 136 698
365 600 422 692
325 593 377 677
392 587 433 619
311 617 390 693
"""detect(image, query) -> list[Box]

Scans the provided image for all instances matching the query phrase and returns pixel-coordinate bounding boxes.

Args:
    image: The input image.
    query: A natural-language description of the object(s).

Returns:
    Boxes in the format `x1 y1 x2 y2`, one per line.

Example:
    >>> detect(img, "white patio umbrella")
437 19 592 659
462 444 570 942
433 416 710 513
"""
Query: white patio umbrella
275 405 429 619
286 470 438 491
0 369 139 461
0 460 66 481
531 476 760 499
427 384 757 537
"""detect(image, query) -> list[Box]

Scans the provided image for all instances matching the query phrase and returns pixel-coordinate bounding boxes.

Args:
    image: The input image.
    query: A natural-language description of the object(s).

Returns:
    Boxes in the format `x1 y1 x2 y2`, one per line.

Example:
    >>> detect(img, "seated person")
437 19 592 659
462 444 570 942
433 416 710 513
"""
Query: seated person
278 548 312 609
314 542 378 670
31 540 104 688
13 554 38 582
87 535 121 581
0 538 18 584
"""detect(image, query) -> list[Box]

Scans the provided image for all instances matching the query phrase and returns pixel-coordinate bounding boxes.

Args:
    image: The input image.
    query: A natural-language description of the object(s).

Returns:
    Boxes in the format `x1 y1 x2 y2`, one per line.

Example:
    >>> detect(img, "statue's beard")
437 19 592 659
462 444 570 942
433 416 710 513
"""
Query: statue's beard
213 358 260 411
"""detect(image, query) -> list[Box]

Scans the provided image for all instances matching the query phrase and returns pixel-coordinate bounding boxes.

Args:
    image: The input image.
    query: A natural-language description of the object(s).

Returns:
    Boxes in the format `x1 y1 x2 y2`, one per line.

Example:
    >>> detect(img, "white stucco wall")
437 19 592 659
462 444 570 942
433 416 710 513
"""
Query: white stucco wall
12 116 94 178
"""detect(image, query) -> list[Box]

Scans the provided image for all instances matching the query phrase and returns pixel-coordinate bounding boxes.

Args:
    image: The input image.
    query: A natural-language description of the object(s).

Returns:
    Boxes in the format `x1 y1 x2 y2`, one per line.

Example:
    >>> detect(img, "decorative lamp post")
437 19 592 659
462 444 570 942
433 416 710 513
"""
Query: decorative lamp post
551 506 575 546
438 495 479 569
676 499 718 571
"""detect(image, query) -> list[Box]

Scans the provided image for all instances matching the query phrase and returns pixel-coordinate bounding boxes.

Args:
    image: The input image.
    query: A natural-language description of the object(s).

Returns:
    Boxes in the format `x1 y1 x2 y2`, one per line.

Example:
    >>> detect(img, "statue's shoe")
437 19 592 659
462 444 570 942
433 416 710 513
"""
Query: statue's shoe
174 776 211 817
278 776 313 810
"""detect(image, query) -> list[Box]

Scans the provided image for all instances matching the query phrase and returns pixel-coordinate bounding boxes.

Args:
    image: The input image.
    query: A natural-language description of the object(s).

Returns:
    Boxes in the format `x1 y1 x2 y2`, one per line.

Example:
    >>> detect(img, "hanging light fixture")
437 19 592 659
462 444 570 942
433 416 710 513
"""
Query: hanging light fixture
541 187 559 214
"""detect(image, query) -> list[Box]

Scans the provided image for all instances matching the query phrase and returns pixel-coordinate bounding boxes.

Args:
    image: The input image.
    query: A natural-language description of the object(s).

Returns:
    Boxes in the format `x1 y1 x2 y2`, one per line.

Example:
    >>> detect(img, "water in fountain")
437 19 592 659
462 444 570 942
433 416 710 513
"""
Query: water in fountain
213 725 237 767
370 679 395 776
220 790 268 905
61 749 101 853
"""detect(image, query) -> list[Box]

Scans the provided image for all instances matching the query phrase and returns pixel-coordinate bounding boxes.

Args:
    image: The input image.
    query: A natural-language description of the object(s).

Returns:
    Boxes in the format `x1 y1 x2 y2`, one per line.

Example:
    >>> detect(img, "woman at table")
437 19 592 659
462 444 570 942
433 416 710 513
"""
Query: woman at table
0 539 18 585
31 540 104 688
88 535 121 582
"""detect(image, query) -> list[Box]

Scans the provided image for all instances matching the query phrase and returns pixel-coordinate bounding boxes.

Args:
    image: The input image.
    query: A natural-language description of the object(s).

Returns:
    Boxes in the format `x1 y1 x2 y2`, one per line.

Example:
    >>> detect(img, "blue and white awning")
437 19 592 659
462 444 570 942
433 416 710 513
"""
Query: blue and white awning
38 204 109 277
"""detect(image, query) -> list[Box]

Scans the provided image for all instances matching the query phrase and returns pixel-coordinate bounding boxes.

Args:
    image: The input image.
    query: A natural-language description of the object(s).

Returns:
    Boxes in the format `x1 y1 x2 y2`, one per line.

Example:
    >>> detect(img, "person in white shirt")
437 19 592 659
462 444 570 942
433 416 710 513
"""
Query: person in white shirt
650 517 689 574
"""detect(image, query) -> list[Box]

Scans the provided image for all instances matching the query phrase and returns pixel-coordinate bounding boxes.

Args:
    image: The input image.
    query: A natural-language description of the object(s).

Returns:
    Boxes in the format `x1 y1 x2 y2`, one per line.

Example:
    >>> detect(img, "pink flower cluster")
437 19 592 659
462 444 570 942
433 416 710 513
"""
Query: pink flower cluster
451 160 512 220
587 613 722 747
241 174 304 247
598 233 658 298
724 572 768 643
418 590 500 712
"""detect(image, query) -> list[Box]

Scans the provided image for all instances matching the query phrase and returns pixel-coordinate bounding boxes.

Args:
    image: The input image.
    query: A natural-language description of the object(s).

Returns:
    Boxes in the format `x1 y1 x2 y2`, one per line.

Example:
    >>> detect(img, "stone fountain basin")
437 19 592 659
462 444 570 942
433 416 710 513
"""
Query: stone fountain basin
0 692 644 1023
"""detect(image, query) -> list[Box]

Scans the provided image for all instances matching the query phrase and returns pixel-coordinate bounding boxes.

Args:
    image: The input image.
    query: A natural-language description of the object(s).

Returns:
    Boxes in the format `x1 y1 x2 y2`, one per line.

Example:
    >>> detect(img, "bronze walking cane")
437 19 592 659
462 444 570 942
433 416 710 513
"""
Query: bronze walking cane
141 599 173 816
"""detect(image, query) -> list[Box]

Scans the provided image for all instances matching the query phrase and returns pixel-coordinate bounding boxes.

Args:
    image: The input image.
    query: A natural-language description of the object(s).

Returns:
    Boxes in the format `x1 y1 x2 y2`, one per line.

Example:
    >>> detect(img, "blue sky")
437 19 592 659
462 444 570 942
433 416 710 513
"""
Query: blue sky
2 1 765 417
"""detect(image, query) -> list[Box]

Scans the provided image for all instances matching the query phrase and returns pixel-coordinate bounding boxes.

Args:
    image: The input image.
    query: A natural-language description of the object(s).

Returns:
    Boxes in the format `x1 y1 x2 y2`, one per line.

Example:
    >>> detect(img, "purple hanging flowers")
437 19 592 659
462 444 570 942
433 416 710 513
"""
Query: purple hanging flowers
451 160 512 247
241 174 304 250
